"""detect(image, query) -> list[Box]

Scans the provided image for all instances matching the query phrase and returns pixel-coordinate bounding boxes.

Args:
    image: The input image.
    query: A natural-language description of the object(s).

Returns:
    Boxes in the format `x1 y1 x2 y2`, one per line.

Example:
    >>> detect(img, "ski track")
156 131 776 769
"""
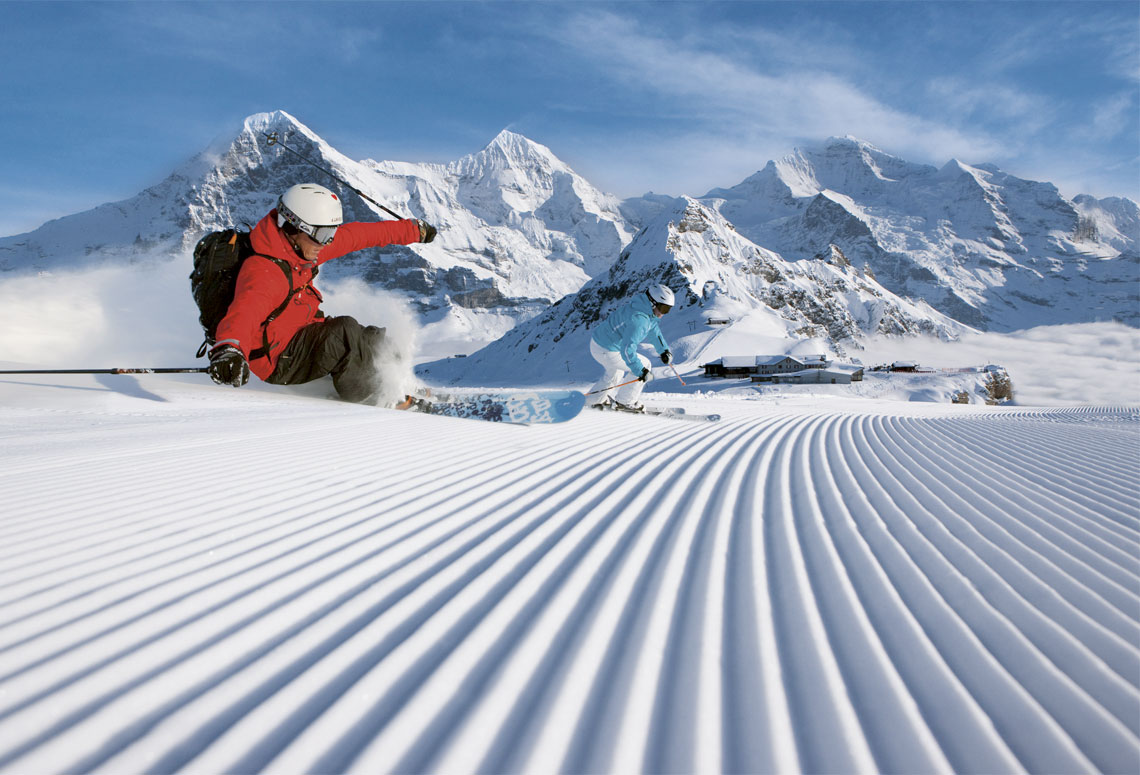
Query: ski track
0 394 1138 775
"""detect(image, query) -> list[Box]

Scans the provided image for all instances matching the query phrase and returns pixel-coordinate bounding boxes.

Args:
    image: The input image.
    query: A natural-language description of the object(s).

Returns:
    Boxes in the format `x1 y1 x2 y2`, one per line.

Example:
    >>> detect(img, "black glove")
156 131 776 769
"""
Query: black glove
660 350 672 365
209 345 249 387
638 367 654 383
416 219 437 243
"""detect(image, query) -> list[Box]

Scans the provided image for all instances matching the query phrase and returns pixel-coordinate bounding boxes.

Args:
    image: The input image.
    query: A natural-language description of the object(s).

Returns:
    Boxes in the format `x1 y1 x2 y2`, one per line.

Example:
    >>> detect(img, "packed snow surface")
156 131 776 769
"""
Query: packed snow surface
0 375 1137 774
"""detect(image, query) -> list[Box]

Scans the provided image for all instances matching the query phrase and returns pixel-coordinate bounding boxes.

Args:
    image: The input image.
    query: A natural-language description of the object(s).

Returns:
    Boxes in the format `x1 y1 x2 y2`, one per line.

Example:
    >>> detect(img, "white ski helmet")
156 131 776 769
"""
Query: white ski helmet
647 284 675 308
277 183 343 245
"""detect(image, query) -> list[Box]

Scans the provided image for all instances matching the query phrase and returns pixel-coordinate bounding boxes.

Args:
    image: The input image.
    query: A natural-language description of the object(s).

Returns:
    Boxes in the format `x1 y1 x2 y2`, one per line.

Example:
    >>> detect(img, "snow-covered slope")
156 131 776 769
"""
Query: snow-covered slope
421 198 964 385
0 112 630 328
0 375 1136 774
697 137 1140 330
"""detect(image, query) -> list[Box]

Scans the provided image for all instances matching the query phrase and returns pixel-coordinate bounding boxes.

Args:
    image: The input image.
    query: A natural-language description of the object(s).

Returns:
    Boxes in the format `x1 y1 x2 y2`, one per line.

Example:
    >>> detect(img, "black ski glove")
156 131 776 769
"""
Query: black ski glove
416 219 437 243
209 345 249 387
638 367 654 382
660 350 672 365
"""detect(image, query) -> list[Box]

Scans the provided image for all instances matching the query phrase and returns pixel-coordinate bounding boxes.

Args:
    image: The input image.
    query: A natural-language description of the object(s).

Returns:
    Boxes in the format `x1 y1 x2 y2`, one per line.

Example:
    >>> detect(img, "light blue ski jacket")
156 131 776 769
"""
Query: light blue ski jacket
592 292 670 374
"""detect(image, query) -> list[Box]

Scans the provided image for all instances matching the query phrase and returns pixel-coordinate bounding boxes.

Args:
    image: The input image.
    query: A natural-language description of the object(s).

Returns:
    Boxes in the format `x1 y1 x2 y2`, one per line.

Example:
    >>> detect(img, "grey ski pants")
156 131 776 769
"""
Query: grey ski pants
267 315 386 403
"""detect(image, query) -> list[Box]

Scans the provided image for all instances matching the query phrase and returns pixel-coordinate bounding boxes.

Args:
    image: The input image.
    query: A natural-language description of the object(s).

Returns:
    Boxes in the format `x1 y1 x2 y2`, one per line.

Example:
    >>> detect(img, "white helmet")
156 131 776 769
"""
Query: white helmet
647 284 675 308
277 183 343 245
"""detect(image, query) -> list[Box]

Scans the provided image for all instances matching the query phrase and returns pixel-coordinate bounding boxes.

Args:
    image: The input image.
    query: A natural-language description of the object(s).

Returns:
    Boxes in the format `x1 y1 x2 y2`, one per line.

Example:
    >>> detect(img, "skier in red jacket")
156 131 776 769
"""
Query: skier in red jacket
208 183 436 403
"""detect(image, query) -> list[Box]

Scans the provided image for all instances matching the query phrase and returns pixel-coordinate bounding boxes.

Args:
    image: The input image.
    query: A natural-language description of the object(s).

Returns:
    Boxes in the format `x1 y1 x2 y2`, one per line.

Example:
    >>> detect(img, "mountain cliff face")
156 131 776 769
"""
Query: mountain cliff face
420 198 964 385
697 136 1139 330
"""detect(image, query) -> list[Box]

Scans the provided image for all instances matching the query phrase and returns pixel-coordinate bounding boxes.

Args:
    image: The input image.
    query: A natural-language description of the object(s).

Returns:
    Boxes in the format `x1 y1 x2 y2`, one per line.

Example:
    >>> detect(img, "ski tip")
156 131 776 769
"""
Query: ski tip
557 390 587 417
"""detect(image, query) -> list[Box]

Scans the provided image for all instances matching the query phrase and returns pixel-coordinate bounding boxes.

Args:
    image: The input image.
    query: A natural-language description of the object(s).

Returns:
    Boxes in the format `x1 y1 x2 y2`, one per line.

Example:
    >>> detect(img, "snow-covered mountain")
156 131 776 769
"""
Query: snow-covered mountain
0 111 631 325
0 119 1135 358
352 126 631 308
421 198 965 385
695 136 1139 330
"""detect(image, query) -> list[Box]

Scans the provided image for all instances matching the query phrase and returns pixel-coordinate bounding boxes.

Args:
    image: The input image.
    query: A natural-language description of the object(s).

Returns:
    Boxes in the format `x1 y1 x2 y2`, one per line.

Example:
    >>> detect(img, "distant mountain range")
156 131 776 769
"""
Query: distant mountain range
1 111 1135 365
695 137 1139 331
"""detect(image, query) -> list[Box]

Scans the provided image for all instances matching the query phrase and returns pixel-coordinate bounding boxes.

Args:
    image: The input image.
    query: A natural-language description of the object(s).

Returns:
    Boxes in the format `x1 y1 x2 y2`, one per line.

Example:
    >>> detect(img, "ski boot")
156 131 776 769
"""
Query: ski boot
394 388 434 412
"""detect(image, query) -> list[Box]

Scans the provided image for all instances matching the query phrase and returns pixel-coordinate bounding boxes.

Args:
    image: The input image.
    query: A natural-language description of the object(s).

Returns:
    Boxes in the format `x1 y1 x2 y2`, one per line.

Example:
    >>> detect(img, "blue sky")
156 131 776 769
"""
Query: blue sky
1 0 1137 237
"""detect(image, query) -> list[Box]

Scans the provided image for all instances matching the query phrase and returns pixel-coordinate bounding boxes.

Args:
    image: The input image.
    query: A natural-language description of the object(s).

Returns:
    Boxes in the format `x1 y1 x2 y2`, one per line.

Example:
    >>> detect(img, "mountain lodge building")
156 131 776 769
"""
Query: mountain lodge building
702 355 864 384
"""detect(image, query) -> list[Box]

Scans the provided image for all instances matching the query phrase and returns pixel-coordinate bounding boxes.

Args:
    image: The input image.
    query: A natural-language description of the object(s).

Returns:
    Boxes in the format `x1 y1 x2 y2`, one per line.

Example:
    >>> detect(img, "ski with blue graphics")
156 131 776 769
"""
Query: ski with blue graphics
400 389 586 425
592 403 722 422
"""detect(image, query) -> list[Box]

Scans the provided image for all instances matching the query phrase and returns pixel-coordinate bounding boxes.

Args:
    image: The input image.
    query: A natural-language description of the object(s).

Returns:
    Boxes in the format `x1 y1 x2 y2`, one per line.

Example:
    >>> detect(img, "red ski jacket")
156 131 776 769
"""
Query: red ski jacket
214 210 421 379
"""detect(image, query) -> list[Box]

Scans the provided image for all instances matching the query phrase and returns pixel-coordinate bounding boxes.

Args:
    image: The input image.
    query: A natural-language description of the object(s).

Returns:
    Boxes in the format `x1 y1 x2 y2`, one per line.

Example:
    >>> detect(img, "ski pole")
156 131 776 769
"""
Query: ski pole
0 367 209 375
263 132 405 220
584 377 642 396
669 364 687 386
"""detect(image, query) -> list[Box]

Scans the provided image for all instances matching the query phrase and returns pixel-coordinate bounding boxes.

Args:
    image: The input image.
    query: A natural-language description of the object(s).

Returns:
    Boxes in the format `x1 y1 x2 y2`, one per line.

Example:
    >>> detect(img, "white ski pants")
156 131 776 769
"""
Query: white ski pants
587 339 650 406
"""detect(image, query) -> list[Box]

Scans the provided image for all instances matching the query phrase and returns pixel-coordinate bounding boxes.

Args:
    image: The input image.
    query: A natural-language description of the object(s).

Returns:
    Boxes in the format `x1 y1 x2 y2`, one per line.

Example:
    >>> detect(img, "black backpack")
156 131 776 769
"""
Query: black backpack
189 229 295 358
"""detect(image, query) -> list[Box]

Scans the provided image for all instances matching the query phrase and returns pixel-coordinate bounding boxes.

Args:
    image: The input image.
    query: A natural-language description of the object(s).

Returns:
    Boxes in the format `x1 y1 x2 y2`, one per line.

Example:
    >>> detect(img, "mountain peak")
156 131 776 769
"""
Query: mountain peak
817 136 904 170
822 135 880 153
245 109 300 129
477 129 562 168
490 127 529 145
240 110 320 143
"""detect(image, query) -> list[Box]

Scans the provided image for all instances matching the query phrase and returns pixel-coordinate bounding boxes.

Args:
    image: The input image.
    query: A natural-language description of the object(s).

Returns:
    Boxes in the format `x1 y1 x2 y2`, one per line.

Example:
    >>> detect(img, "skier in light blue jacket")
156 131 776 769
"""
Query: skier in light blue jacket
587 284 674 411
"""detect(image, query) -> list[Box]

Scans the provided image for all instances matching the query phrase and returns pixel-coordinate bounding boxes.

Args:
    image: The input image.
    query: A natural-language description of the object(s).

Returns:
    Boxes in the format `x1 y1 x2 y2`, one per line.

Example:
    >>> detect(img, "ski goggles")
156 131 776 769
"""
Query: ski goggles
299 222 339 246
652 301 673 315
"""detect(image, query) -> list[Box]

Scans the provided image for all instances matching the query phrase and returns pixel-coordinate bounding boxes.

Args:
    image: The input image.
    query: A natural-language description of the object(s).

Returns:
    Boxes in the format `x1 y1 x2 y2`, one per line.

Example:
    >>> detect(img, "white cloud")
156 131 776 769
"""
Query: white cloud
924 77 1056 131
1063 12 1140 85
1085 91 1139 141
863 323 1140 406
551 10 1008 177
536 6 1138 201
0 260 201 367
